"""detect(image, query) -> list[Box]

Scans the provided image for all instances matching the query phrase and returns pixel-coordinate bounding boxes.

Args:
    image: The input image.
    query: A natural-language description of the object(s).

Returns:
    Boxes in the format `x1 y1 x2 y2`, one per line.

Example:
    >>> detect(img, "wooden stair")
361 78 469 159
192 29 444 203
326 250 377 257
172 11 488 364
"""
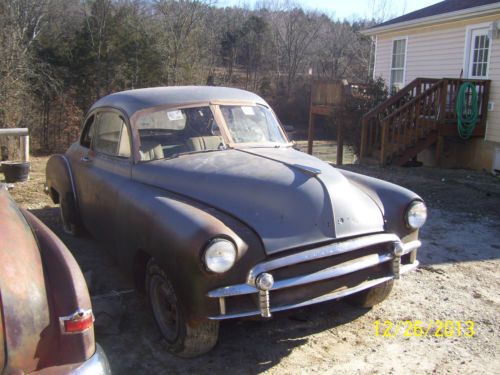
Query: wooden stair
360 77 491 166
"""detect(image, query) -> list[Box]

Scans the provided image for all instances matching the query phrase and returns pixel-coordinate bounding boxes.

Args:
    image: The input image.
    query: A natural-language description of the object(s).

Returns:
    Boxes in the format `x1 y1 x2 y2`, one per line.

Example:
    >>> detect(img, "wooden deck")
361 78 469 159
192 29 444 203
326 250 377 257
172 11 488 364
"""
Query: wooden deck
360 77 490 166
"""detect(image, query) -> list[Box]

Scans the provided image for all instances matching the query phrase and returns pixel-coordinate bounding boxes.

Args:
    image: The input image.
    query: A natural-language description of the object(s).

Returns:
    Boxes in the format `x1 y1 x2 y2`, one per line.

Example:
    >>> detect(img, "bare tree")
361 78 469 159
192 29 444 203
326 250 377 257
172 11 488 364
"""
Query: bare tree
154 0 212 85
268 3 321 95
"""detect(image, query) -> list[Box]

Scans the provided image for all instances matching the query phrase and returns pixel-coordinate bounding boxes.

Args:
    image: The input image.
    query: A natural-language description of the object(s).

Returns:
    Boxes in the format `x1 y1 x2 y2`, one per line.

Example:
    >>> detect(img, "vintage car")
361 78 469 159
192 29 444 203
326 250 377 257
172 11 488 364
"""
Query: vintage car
0 186 111 374
45 86 426 357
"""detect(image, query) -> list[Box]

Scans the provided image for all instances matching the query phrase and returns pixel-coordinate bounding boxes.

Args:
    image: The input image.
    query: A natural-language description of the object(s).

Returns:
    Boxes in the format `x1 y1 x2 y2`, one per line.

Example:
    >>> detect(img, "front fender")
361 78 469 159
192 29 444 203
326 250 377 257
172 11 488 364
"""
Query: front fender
339 169 422 238
111 182 266 322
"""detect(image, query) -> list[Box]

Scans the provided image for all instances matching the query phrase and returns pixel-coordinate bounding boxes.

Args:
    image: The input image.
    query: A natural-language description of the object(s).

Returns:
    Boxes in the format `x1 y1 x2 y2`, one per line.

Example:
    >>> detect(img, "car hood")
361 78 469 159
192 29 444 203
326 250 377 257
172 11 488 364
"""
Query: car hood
132 147 384 254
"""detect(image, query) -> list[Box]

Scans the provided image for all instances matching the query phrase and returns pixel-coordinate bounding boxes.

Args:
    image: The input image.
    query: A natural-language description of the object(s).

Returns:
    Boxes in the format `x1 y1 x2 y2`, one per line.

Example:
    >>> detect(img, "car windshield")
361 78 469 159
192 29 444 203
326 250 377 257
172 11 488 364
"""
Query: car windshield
220 105 287 145
135 106 226 161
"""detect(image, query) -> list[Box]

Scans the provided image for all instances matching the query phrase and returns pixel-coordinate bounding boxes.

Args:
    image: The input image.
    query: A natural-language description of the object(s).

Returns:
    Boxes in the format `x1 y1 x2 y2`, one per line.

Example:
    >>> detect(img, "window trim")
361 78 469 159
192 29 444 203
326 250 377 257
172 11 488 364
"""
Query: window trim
88 108 133 160
463 22 492 79
389 36 408 92
79 114 96 149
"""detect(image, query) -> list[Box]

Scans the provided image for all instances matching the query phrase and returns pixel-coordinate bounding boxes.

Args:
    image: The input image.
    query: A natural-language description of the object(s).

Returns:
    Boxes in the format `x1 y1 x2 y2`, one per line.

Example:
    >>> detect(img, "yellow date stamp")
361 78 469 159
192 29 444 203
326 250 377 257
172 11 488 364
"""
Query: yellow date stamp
374 320 475 338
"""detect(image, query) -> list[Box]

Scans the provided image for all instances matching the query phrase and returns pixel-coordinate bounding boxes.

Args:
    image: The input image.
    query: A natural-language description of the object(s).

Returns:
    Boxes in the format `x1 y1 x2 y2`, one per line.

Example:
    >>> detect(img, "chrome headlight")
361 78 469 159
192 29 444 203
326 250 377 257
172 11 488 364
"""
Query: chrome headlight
405 201 427 229
203 238 237 273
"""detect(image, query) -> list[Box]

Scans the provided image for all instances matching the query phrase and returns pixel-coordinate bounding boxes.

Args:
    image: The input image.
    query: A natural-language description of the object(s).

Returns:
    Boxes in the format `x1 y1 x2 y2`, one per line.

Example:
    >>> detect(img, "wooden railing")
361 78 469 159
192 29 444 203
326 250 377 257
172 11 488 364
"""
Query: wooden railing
360 78 439 160
360 78 490 165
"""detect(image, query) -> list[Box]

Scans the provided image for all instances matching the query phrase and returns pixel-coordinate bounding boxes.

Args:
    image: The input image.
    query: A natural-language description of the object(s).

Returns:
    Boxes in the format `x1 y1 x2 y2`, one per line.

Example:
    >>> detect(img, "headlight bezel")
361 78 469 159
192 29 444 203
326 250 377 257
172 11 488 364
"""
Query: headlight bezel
405 200 427 229
202 237 237 274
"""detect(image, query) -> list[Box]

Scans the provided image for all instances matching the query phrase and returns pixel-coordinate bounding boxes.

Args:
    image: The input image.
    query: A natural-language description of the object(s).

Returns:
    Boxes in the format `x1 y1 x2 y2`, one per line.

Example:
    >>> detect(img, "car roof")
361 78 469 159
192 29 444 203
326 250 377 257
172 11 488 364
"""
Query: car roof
88 86 269 118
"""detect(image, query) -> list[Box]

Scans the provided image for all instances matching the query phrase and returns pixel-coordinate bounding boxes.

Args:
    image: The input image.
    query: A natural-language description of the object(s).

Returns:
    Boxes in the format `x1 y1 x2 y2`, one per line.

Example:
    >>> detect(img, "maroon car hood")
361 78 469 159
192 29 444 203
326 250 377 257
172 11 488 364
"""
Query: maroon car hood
132 147 384 254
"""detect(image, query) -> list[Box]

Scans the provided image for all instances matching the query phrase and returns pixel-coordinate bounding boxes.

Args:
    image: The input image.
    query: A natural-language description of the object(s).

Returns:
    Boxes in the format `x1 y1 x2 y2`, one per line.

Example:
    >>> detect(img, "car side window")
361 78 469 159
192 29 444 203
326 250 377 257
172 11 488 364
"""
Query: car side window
93 112 131 158
80 115 95 148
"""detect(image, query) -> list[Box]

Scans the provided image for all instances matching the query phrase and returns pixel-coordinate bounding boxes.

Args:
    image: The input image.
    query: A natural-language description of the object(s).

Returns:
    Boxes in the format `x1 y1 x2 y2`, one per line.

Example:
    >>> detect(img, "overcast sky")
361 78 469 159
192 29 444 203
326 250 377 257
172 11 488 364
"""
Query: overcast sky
217 0 443 20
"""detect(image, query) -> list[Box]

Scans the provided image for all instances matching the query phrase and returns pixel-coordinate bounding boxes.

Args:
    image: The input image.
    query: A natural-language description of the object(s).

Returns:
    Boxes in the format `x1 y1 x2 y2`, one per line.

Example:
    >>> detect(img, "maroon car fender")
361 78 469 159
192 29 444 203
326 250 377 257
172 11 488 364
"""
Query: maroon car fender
0 190 52 373
22 209 95 366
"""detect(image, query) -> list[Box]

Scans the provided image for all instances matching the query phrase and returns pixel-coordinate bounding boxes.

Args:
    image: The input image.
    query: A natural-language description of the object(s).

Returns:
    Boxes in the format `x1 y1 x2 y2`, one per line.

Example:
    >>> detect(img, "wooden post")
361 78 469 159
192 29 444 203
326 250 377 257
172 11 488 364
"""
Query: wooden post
307 111 315 155
438 79 448 123
22 135 29 162
480 80 491 127
336 120 343 166
435 134 444 167
360 117 367 160
380 119 389 166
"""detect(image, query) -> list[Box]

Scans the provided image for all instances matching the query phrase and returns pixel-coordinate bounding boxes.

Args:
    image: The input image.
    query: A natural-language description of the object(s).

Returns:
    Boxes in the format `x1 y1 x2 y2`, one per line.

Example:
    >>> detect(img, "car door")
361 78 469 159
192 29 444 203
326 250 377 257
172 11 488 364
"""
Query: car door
73 109 132 242
69 113 97 227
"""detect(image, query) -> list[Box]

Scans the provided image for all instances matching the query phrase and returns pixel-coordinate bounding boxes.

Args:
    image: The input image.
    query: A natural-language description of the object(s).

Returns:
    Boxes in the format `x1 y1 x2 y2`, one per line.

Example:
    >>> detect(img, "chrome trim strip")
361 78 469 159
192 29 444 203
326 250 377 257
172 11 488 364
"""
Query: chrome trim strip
272 253 393 291
208 276 394 320
61 154 78 204
247 233 400 285
208 283 257 298
208 252 394 298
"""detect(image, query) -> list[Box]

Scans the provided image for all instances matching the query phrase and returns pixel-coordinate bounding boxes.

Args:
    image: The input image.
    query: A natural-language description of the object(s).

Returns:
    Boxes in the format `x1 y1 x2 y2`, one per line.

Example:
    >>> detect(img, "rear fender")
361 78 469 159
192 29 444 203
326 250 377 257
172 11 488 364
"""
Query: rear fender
0 190 51 373
22 209 95 367
46 154 77 206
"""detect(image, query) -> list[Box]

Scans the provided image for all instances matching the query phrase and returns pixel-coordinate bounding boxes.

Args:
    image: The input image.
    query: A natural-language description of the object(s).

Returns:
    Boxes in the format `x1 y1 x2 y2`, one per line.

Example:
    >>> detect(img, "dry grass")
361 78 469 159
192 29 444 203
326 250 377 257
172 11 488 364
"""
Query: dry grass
294 140 357 164
1 156 54 209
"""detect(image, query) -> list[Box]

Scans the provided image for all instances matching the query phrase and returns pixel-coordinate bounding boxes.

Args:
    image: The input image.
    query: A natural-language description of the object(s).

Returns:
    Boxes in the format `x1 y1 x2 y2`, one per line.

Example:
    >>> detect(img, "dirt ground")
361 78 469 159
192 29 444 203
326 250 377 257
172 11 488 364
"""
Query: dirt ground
4 156 500 374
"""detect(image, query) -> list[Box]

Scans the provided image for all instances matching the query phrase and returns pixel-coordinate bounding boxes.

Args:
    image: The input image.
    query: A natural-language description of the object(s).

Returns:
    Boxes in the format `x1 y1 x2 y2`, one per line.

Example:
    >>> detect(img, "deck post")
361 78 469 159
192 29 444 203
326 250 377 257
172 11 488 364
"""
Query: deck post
435 134 444 167
360 117 367 159
438 80 447 123
307 111 315 155
336 121 343 165
380 119 389 166
480 80 491 127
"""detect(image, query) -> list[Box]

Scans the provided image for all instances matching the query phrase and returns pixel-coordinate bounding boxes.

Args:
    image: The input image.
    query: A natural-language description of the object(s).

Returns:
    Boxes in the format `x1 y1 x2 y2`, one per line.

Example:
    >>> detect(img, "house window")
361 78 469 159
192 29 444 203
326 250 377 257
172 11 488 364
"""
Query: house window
468 28 490 78
390 38 406 92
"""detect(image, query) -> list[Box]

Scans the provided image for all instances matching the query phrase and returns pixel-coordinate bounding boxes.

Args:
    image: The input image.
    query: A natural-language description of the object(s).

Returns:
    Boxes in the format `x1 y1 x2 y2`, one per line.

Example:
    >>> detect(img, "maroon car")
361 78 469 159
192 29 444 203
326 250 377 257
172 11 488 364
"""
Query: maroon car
0 186 110 374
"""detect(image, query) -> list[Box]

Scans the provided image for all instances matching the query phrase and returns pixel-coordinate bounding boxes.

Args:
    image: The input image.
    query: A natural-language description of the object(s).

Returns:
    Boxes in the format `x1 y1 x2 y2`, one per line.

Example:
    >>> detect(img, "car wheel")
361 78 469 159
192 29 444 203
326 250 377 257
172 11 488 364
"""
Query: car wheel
346 280 394 308
59 192 82 236
146 258 219 358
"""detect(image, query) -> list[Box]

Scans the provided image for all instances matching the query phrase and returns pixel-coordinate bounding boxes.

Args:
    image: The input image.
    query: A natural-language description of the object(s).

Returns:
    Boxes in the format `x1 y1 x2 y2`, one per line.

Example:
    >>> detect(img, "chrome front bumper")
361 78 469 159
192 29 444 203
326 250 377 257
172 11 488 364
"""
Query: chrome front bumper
207 233 420 320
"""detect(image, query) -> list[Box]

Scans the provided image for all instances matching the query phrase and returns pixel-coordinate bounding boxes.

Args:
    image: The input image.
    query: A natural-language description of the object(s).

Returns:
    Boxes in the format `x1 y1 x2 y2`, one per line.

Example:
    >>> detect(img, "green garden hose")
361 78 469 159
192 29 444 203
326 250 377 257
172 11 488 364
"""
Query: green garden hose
455 82 479 139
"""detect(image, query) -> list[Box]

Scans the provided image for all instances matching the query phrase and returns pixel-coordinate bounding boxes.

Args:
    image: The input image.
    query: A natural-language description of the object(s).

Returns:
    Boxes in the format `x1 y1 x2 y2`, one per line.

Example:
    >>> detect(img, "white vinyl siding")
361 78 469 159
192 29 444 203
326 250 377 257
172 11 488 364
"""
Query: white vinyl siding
486 35 500 142
373 20 500 143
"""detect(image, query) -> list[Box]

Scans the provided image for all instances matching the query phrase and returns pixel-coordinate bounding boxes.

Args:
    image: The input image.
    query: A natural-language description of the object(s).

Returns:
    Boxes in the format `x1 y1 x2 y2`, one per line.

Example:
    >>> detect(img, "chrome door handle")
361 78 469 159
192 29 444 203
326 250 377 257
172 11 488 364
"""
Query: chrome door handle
80 156 92 163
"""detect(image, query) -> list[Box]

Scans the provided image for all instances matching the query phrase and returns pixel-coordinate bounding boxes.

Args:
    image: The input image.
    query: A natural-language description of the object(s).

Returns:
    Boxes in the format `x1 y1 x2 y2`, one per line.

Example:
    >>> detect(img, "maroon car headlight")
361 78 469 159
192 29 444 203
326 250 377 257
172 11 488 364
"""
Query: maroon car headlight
203 238 237 273
405 201 427 229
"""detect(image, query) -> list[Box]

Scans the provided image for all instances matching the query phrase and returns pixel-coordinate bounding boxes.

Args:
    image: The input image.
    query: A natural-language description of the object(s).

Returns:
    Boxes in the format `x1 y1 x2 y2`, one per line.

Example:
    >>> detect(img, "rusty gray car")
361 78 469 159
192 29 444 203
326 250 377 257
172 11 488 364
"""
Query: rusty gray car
45 86 427 357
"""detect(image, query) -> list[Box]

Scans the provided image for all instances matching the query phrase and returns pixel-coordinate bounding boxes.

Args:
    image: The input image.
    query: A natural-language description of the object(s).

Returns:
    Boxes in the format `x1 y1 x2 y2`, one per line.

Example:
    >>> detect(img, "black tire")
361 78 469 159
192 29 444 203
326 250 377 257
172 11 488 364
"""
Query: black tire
346 280 394 308
59 192 83 236
146 258 219 358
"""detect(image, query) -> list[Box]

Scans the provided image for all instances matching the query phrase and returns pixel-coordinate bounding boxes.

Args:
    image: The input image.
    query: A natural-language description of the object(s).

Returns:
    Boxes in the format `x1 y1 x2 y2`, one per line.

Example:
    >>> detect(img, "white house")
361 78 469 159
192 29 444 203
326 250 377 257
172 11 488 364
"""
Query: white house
362 0 500 172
